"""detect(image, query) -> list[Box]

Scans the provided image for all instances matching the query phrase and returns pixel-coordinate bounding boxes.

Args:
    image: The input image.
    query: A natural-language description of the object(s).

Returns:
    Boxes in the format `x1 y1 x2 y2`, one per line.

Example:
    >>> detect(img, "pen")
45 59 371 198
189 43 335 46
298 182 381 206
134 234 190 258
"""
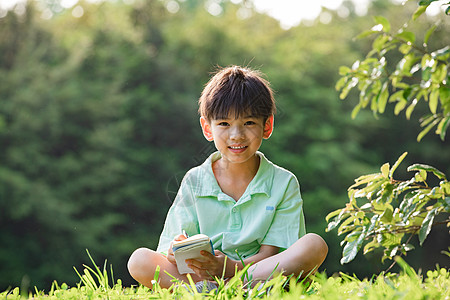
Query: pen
182 230 189 238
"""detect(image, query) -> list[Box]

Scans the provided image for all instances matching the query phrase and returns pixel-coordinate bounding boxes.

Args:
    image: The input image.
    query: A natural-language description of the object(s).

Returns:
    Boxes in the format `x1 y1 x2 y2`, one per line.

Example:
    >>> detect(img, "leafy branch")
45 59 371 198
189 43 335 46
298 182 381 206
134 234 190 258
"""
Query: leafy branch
336 0 450 142
326 152 450 265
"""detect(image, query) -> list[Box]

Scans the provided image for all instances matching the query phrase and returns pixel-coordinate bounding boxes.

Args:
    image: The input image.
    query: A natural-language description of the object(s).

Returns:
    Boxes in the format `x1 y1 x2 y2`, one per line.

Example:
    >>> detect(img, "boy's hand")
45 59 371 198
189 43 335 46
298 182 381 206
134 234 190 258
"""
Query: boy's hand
167 234 188 265
185 250 229 280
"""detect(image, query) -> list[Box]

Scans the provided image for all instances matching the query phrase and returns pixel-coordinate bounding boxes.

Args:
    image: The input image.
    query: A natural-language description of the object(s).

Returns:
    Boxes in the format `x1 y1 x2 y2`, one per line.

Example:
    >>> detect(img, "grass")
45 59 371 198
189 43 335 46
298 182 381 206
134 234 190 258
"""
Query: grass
1 253 449 299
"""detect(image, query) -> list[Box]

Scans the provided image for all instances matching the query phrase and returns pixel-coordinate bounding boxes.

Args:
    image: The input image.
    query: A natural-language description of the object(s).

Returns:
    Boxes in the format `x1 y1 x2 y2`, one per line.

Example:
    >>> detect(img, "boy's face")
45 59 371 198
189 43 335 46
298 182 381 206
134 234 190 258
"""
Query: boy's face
200 114 274 165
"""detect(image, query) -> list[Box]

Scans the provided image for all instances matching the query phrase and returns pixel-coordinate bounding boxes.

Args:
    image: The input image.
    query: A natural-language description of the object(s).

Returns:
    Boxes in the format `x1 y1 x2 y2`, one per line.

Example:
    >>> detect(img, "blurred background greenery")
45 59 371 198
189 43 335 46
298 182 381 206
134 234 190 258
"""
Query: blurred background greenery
0 0 449 291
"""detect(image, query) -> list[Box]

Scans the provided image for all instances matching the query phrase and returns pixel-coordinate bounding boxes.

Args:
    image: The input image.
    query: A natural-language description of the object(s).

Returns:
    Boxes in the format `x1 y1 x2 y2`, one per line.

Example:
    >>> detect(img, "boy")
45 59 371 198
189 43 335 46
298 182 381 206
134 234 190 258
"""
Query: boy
128 66 328 289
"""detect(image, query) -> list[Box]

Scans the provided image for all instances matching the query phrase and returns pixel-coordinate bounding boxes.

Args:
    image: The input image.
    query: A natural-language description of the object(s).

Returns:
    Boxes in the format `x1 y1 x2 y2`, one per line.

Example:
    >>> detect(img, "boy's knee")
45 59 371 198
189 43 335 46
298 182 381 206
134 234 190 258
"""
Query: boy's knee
128 248 152 279
304 233 328 261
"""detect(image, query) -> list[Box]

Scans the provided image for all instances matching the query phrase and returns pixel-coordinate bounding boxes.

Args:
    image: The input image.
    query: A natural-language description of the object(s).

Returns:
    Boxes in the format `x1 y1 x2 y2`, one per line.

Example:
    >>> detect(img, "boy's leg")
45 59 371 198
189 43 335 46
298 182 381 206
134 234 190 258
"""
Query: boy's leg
246 233 328 283
127 248 201 289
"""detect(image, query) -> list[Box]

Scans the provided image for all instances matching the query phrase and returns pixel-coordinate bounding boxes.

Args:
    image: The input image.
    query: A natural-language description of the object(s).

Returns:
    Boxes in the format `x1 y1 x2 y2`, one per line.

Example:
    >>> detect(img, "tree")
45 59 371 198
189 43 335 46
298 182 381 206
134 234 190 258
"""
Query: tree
329 0 450 266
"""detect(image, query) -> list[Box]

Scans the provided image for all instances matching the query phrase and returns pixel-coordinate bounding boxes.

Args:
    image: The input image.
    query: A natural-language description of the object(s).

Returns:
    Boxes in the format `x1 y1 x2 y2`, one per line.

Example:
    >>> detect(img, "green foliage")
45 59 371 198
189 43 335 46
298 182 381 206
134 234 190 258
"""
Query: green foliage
332 0 450 266
337 0 450 141
2 254 450 299
326 152 450 264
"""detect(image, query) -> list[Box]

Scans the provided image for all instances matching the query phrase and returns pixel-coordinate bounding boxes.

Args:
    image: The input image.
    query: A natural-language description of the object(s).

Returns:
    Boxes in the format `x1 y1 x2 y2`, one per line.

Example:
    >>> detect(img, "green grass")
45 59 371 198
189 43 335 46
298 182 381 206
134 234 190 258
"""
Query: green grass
1 255 449 299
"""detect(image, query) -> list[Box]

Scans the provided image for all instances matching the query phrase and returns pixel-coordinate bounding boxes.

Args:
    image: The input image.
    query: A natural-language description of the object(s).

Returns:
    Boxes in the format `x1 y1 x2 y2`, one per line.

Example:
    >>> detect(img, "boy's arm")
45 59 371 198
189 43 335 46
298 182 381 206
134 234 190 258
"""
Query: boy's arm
227 244 280 275
186 244 279 279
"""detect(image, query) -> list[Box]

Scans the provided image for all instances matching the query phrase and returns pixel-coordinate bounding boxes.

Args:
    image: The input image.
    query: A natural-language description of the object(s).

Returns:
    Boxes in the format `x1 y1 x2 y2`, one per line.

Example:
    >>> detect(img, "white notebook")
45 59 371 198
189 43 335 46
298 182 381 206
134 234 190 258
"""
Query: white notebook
172 234 214 274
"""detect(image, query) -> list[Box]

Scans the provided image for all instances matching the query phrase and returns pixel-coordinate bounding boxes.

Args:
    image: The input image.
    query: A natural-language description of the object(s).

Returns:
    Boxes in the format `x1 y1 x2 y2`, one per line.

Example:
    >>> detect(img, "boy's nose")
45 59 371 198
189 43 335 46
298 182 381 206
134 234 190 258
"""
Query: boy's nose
229 125 245 140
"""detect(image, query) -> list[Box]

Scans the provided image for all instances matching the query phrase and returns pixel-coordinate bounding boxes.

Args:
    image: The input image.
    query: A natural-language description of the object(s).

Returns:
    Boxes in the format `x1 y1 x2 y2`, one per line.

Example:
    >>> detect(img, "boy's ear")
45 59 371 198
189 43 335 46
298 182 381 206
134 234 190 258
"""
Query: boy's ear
200 117 214 141
263 115 274 139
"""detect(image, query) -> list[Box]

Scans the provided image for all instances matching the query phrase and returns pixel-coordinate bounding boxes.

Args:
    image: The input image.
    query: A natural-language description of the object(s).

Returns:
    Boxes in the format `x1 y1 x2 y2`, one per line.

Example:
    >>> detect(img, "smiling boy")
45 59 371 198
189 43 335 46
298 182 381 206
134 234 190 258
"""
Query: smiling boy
127 66 328 289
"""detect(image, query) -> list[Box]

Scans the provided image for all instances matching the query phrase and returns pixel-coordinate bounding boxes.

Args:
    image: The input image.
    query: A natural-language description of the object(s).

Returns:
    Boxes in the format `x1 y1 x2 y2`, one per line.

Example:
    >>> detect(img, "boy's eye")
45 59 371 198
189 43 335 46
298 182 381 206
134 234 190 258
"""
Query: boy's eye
245 121 256 125
218 122 230 126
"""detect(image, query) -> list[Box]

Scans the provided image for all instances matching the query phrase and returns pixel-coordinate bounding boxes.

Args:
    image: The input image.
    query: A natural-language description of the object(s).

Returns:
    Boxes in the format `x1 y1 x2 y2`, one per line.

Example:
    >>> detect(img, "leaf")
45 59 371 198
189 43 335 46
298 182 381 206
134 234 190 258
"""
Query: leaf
429 89 439 114
363 239 379 254
356 29 379 39
389 90 405 103
438 196 450 212
326 208 343 222
380 207 393 223
341 230 365 264
381 162 390 178
414 170 427 182
418 0 439 5
436 116 450 141
406 98 419 120
419 207 438 245
396 31 416 44
340 78 358 99
374 16 391 32
338 216 356 235
373 35 390 53
339 66 351 76
431 46 450 58
424 25 437 45
395 256 419 280
407 164 446 180
326 216 341 232
420 114 436 127
417 119 439 142
351 103 362 119
377 82 389 113
394 100 408 115
413 5 428 20
399 43 412 54
335 76 348 91
390 152 408 178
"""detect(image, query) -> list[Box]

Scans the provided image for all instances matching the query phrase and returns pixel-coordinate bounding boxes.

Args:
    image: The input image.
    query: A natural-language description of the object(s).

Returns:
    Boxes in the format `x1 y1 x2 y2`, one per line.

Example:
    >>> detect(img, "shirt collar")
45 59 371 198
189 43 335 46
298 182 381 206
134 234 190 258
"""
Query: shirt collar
196 151 274 200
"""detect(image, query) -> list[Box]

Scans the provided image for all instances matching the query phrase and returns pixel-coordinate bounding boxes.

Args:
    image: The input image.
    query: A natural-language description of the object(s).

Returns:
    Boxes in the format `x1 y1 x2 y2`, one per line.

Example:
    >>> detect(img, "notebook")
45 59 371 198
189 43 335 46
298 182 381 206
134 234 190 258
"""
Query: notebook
172 234 214 274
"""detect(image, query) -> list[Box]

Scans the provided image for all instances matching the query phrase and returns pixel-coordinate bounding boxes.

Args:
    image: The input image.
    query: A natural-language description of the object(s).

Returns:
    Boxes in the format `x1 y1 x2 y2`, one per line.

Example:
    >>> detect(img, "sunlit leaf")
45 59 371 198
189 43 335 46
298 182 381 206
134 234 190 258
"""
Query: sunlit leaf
335 76 348 91
390 152 408 178
419 207 438 245
436 116 450 141
406 97 420 120
414 170 427 182
373 35 390 53
363 239 379 254
339 66 351 76
381 163 390 178
374 16 391 32
424 25 437 45
432 64 447 83
351 103 362 119
413 5 428 20
326 209 343 222
394 99 408 115
417 119 439 142
431 46 450 58
429 89 439 114
377 82 389 113
380 207 393 223
399 43 412 54
341 230 365 264
356 29 379 39
396 31 415 44
407 164 446 180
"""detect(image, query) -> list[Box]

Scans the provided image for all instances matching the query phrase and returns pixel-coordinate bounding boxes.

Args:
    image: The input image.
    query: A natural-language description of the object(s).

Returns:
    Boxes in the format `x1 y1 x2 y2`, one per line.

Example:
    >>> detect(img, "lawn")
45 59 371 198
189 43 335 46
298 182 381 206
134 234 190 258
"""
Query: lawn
1 256 449 299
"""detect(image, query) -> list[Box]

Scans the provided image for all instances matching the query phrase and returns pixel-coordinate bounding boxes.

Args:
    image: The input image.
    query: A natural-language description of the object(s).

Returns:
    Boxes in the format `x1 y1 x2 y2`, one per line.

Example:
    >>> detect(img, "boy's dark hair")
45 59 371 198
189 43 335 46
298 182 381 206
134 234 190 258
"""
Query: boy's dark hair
198 66 276 121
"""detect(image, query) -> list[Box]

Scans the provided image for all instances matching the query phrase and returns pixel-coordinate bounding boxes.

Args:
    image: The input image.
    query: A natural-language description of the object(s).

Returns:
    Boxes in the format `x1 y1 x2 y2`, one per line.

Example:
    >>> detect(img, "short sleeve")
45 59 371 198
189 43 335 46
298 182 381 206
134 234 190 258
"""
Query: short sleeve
156 172 199 254
261 175 305 248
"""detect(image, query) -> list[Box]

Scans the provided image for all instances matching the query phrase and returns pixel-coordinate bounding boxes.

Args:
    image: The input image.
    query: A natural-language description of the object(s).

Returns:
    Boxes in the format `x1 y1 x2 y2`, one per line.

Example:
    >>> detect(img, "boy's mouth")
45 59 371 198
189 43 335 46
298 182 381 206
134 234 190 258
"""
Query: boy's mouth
228 145 248 153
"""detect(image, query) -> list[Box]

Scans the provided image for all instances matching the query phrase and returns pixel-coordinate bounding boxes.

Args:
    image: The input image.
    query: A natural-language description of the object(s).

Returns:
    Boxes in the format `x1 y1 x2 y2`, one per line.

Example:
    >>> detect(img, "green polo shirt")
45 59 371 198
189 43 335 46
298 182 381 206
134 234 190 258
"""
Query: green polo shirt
156 151 306 261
